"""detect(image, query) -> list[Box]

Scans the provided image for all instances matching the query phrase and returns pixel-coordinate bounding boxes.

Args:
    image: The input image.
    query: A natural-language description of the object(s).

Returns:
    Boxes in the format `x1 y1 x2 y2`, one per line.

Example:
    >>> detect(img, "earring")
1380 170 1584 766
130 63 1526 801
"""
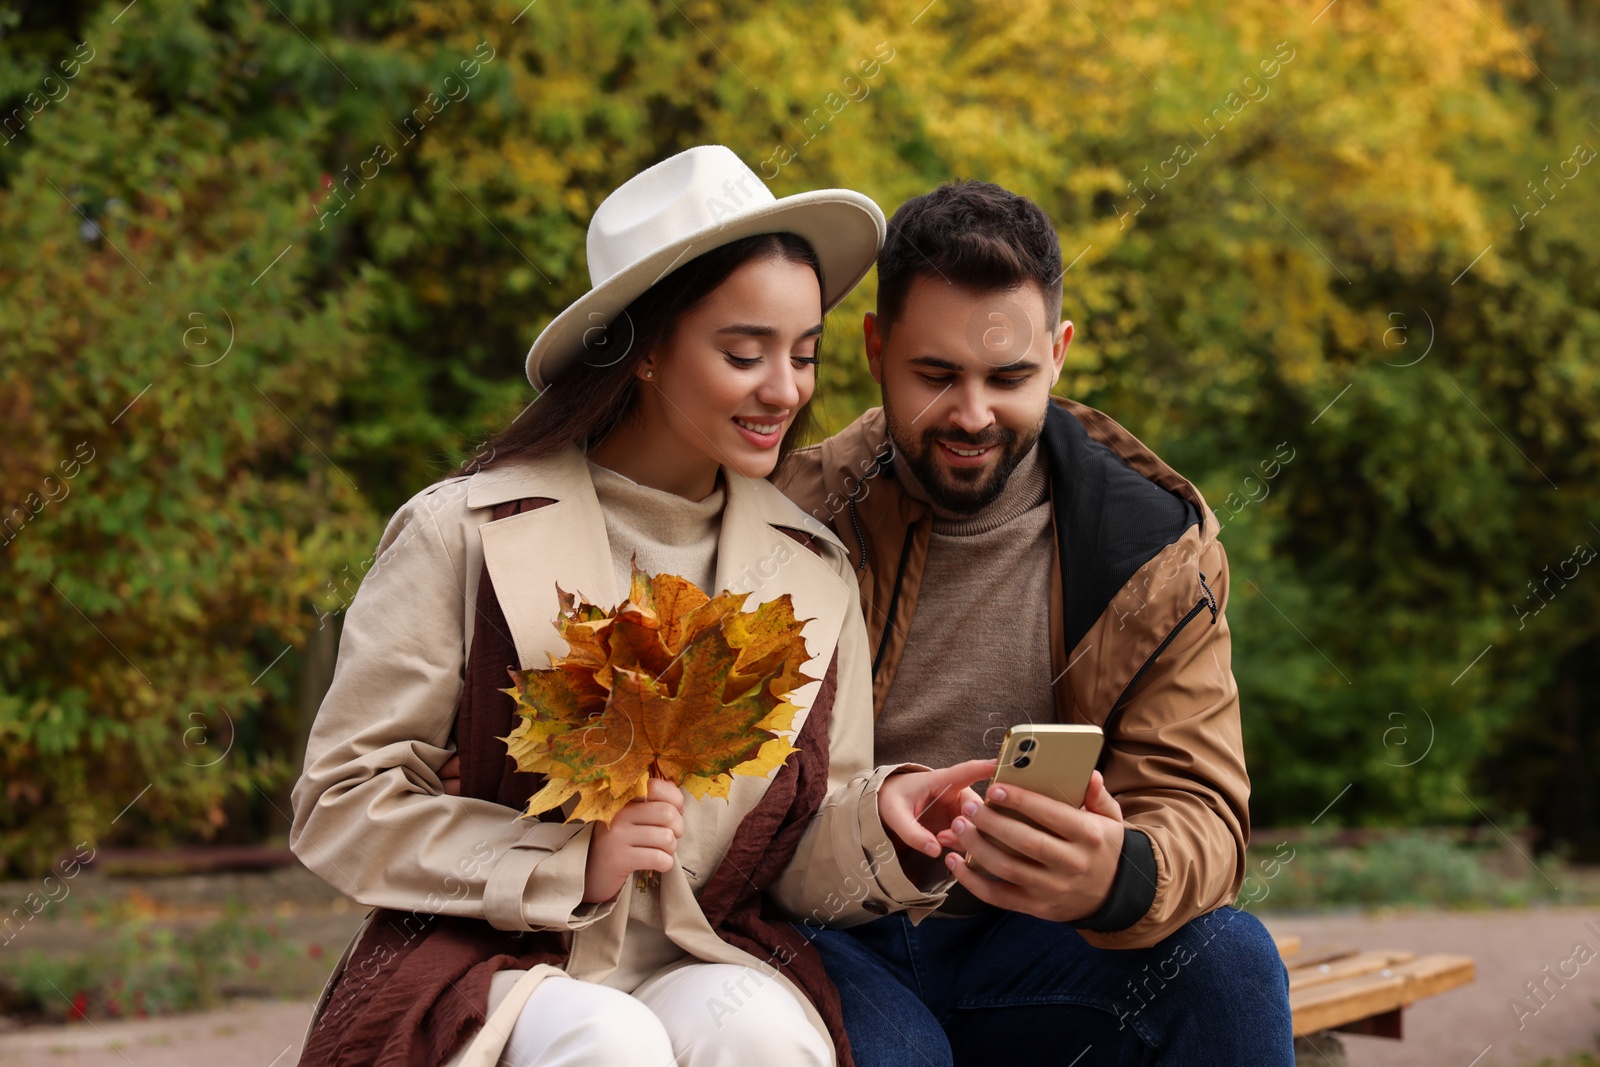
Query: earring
644 369 654 379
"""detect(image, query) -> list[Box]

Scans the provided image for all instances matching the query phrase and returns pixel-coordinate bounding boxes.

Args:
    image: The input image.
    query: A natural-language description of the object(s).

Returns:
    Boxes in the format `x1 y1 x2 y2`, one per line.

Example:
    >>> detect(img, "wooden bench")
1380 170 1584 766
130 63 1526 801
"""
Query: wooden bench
1272 934 1475 1041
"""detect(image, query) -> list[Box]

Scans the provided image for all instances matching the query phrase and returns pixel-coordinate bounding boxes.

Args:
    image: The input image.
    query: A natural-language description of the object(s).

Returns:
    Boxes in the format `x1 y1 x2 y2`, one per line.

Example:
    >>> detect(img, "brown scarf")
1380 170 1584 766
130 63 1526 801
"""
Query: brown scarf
299 497 854 1067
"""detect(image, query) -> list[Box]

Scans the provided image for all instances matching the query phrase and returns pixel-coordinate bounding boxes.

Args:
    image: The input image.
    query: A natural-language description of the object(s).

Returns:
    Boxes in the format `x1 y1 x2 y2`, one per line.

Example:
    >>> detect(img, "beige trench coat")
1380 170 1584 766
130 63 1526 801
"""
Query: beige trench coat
290 447 947 1064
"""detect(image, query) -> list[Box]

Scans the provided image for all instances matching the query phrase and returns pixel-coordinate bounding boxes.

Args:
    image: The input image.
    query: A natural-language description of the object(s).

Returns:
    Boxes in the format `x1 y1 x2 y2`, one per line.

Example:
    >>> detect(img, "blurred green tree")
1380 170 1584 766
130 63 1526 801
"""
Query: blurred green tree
0 6 378 871
1 0 1596 873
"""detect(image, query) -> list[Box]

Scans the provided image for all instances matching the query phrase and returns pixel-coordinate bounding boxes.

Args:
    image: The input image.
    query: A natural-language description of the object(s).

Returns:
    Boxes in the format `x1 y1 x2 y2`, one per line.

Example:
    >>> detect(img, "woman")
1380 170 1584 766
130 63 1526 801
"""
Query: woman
290 146 992 1067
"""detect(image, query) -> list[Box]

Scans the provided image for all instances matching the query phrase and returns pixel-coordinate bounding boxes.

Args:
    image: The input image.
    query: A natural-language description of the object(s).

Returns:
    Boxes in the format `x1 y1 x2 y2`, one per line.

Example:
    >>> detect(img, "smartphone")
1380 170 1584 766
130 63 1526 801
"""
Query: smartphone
991 723 1104 806
968 724 1105 876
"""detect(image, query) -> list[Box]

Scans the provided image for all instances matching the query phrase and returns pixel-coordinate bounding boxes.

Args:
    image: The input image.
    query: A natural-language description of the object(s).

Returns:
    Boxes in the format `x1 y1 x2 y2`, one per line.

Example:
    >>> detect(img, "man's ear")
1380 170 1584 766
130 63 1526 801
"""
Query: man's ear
1051 319 1074 380
863 311 886 386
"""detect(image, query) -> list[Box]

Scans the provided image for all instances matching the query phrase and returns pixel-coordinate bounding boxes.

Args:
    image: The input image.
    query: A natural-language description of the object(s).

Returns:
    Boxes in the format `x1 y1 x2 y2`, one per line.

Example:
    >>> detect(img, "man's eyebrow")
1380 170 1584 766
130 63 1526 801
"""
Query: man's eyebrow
715 323 824 339
908 355 1040 373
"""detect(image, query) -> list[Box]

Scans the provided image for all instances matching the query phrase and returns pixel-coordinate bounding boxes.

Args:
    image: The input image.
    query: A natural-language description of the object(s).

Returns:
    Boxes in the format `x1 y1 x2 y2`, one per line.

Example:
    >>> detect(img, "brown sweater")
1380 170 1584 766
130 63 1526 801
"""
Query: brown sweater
874 443 1057 772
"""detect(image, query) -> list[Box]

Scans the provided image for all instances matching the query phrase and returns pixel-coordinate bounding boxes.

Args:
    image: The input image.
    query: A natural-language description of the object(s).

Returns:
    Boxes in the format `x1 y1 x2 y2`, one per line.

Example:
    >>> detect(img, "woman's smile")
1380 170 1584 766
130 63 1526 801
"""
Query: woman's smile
732 415 788 448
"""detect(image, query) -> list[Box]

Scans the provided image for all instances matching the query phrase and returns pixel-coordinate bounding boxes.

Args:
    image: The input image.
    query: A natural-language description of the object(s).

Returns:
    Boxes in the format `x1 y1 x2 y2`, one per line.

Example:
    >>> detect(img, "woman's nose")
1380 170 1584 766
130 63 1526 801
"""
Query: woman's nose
757 362 803 410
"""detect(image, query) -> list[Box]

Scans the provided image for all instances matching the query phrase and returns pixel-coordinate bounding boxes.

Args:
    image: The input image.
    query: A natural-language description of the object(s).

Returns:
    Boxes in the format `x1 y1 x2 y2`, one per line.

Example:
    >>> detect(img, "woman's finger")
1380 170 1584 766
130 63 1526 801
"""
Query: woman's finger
640 825 679 853
646 778 685 809
935 759 999 793
438 754 462 796
626 846 677 874
926 785 985 826
878 780 942 857
625 800 685 835
611 818 679 852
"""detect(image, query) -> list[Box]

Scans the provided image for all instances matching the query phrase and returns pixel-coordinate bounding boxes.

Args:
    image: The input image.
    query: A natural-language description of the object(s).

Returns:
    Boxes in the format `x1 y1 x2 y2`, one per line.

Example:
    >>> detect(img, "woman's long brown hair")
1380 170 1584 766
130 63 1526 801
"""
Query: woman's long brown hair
451 232 824 480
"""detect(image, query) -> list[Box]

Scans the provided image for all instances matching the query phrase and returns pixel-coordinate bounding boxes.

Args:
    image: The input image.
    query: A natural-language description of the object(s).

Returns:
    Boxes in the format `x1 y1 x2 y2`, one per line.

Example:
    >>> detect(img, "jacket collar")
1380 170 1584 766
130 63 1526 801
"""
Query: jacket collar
815 406 925 524
813 398 1217 531
819 398 1217 665
467 447 846 545
468 448 851 720
1041 402 1204 657
465 446 594 509
1047 397 1217 536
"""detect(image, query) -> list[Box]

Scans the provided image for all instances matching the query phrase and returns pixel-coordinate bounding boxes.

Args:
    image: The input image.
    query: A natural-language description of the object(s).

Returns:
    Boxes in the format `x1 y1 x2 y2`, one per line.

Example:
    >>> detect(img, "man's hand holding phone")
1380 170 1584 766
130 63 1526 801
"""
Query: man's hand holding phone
936 769 1126 923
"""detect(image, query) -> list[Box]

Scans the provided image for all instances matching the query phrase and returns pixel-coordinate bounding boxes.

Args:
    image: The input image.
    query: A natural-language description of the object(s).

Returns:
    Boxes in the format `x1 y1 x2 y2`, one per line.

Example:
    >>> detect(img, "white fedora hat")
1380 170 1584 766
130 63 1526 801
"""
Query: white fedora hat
523 145 885 390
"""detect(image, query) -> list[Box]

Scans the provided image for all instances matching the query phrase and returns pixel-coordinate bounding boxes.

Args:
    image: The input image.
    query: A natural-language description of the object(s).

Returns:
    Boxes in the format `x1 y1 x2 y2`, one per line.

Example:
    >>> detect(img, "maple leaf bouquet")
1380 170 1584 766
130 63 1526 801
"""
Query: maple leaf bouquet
499 567 815 829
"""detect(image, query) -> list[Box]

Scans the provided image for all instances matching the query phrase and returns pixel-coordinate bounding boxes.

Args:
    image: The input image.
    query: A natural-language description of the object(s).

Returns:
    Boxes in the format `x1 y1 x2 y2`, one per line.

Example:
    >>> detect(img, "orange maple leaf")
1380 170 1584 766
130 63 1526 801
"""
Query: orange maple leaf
500 566 814 825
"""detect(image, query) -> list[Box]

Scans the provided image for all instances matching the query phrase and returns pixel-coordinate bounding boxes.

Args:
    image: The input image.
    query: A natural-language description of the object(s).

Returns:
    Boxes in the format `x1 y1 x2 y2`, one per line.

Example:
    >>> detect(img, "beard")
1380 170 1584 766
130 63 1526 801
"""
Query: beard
883 403 1045 515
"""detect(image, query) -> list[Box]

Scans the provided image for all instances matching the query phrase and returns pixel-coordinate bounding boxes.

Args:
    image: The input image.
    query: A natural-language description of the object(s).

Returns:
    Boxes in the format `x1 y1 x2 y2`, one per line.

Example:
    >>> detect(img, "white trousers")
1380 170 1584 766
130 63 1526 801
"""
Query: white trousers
493 963 833 1067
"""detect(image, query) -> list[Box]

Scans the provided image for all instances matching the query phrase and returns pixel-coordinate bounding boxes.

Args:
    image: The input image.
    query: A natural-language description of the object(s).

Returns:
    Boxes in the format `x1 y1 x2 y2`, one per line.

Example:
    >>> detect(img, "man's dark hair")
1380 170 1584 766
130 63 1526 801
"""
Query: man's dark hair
876 180 1063 335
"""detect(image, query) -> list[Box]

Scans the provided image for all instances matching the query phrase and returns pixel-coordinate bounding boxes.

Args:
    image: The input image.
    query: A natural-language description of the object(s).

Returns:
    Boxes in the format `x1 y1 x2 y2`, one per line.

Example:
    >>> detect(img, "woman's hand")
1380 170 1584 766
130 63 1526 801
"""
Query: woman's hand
582 779 686 904
438 754 461 795
877 759 998 857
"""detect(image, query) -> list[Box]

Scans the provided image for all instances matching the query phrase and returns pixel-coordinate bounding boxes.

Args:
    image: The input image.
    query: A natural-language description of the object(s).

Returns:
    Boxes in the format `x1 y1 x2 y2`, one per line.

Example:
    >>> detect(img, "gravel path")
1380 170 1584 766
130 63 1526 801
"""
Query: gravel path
0 998 314 1067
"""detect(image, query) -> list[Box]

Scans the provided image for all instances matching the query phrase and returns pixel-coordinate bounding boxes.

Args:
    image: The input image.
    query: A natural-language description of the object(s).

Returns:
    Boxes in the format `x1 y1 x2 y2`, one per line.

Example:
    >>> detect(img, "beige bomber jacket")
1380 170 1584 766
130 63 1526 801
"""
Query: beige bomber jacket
289 448 946 1054
778 400 1252 949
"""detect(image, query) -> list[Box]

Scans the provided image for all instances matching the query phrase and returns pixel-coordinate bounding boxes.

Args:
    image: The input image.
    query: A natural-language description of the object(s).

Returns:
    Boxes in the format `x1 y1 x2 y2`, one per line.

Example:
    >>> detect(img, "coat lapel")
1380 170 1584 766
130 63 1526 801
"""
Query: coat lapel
469 449 620 671
467 452 854 708
715 470 851 738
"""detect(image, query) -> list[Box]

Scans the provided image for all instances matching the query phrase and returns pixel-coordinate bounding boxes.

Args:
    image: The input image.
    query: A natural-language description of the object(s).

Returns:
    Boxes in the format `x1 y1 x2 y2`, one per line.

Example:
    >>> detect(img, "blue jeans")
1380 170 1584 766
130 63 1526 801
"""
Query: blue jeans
802 906 1293 1067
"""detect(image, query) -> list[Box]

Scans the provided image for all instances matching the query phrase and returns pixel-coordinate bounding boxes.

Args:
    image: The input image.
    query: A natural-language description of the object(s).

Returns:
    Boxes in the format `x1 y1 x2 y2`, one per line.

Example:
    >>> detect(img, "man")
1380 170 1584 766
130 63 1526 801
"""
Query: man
776 181 1294 1066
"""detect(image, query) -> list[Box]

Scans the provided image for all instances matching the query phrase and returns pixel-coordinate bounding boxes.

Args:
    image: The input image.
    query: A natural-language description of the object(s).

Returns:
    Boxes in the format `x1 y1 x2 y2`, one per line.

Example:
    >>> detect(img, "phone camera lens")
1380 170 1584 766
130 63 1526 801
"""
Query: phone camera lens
1018 739 1037 752
1013 755 1032 769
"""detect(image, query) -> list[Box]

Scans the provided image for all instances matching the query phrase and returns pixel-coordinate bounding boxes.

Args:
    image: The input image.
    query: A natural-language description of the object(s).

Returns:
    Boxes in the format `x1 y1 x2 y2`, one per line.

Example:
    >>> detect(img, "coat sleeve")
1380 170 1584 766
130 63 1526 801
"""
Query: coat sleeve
289 484 615 934
767 544 954 928
1074 536 1250 949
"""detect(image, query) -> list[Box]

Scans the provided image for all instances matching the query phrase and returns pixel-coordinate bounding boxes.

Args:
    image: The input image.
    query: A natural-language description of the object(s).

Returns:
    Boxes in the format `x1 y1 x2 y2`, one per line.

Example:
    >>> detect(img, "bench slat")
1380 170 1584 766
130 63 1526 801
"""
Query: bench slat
1287 949 1416 992
1290 954 1476 1037
1281 944 1360 970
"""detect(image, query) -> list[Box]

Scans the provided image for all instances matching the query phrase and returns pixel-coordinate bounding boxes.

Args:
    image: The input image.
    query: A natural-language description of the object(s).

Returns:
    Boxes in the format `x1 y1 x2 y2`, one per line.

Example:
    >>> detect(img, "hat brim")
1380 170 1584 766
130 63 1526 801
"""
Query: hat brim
524 189 885 391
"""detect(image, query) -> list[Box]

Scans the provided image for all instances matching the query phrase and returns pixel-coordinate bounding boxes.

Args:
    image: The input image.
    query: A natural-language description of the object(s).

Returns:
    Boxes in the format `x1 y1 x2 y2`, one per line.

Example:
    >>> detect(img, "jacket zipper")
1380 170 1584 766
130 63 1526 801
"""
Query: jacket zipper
844 444 892 573
1101 576 1216 737
847 496 868 573
1197 570 1218 617
871 524 918 678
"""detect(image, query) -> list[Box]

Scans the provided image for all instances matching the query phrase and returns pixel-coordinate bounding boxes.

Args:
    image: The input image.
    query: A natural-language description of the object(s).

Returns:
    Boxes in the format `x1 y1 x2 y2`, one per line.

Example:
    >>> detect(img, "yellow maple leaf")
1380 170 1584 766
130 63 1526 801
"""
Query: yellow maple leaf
499 566 813 824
